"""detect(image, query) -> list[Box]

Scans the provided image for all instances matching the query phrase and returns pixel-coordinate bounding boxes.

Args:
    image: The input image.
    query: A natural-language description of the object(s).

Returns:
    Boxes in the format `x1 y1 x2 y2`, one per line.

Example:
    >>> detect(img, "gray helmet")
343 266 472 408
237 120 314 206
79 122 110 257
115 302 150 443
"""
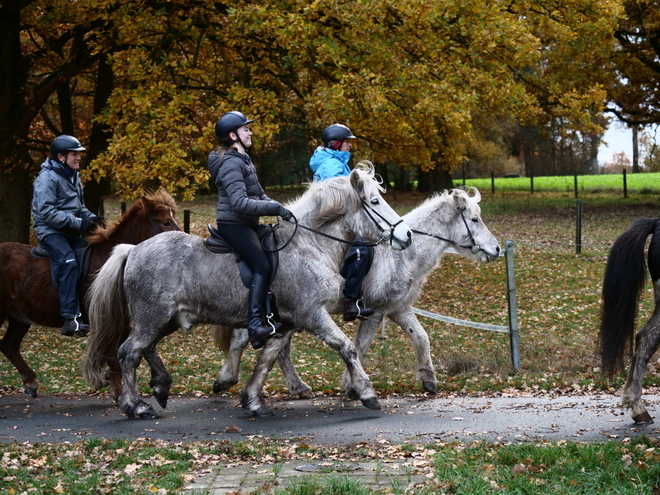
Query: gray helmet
322 124 356 147
215 111 255 142
50 135 85 157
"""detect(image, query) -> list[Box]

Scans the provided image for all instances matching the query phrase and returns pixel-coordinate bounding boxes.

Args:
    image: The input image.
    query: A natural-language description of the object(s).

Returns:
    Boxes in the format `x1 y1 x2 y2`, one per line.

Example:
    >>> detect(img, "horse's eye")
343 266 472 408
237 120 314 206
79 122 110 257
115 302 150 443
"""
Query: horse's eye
162 222 171 227
472 217 479 223
370 198 380 205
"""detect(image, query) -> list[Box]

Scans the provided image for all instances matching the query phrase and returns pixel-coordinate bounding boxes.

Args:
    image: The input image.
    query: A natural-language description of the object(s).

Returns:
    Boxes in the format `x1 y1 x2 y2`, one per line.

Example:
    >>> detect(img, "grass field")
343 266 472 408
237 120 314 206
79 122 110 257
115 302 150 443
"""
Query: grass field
3 185 660 494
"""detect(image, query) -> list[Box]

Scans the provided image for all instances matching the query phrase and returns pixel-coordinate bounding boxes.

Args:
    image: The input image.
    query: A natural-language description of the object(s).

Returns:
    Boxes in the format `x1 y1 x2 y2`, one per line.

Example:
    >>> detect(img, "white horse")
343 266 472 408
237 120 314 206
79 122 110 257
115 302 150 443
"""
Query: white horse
83 164 412 418
213 188 500 404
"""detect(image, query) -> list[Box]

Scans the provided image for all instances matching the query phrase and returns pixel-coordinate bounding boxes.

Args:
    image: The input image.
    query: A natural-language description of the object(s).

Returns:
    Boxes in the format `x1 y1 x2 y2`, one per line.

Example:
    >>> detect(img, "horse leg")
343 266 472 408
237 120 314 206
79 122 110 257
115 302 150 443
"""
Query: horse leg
390 310 436 393
117 333 159 419
104 357 123 404
341 311 382 395
620 309 660 424
0 318 38 397
214 327 250 393
143 343 173 409
277 330 314 398
311 314 380 409
240 330 294 416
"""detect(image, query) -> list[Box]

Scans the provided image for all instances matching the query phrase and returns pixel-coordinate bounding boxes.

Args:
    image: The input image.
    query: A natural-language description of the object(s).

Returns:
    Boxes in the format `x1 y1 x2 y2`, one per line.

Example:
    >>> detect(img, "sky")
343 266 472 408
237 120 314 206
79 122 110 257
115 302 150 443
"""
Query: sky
598 122 632 166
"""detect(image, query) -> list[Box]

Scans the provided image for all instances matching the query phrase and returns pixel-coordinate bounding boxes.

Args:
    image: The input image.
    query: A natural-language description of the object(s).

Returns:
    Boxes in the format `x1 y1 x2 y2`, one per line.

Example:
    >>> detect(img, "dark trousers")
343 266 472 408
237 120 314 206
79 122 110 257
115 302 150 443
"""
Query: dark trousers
40 233 87 319
340 238 374 300
216 222 272 279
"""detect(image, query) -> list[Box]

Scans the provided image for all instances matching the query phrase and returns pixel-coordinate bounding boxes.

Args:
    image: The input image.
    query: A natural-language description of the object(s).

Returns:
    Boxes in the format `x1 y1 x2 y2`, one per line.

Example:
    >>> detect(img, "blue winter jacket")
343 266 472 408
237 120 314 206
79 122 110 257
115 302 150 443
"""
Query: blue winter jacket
309 147 351 181
31 158 94 241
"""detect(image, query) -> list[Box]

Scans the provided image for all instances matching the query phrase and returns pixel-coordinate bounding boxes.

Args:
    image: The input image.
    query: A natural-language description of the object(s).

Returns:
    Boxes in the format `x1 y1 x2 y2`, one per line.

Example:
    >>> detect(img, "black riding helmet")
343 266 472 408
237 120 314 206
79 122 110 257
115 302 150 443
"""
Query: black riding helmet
50 135 86 158
215 111 255 144
322 124 356 147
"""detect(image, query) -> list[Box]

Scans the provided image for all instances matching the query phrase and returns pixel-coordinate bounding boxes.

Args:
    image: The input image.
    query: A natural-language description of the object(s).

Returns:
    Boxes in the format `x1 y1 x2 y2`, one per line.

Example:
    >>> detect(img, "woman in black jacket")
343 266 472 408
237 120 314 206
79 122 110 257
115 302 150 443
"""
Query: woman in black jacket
208 111 293 349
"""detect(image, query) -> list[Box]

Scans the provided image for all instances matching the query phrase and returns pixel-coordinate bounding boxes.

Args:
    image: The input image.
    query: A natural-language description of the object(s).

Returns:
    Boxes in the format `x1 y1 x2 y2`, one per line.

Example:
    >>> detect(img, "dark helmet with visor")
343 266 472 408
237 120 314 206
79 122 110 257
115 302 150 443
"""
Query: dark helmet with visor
50 135 86 158
215 111 255 143
322 124 356 147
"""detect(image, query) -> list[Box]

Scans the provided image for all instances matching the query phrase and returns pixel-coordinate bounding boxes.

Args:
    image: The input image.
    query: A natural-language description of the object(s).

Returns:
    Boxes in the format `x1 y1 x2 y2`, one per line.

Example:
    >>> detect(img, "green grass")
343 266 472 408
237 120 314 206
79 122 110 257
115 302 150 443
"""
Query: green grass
2 436 659 494
453 171 660 195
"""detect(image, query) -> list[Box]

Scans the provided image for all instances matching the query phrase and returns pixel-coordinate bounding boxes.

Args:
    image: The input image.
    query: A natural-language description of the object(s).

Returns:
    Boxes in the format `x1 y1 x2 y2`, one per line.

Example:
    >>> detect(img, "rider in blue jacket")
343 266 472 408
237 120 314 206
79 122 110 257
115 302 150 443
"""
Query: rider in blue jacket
309 124 374 321
32 135 105 336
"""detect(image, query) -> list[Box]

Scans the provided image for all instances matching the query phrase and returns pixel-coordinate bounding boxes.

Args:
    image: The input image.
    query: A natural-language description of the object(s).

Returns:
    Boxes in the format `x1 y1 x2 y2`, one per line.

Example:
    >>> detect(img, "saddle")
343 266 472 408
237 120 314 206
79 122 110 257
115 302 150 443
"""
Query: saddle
30 243 93 285
205 224 280 288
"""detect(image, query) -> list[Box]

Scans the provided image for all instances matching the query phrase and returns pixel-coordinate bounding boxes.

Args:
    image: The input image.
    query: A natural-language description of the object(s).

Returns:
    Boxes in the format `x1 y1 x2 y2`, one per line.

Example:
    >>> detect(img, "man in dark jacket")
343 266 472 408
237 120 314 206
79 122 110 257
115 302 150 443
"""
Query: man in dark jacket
32 135 105 336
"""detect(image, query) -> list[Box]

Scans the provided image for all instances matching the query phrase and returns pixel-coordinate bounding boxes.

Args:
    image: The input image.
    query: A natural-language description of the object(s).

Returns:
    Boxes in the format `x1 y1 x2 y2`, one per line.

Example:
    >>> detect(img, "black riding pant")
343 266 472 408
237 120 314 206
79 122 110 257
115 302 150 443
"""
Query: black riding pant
216 222 272 279
340 237 374 300
40 233 87 319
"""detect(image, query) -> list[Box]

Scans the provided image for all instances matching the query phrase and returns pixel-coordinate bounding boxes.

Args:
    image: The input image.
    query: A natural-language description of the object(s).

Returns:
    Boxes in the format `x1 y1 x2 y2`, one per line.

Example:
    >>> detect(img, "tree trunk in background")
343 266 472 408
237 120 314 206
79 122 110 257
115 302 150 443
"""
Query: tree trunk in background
632 126 639 173
57 80 75 135
84 56 115 214
0 3 31 243
589 133 599 174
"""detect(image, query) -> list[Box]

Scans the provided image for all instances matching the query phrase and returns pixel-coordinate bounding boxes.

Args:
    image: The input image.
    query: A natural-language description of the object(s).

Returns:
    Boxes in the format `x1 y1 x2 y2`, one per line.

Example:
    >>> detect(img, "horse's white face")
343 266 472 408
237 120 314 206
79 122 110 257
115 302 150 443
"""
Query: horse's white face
451 189 500 262
350 168 412 251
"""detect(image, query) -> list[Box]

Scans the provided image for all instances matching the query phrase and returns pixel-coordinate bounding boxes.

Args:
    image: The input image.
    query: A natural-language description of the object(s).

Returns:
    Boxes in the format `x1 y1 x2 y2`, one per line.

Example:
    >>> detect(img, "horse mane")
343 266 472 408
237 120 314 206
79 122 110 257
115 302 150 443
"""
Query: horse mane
86 190 177 245
288 161 381 229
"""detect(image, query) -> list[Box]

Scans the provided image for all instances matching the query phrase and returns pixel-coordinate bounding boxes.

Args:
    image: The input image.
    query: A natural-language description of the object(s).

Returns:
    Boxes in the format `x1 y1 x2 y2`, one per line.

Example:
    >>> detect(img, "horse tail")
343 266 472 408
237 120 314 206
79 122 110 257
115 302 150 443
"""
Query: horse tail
83 244 135 389
213 325 234 355
599 218 659 375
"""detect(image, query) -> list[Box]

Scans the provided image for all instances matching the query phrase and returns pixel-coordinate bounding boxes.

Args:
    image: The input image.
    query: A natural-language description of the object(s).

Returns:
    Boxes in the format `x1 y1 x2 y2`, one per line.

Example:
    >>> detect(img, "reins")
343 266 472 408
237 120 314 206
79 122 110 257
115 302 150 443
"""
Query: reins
263 199 398 253
411 208 482 254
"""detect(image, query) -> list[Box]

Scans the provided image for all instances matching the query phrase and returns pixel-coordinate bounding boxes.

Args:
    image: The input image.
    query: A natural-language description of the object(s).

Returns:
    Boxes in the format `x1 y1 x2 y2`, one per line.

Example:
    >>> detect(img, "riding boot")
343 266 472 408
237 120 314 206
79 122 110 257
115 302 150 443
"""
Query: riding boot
343 298 374 321
248 274 279 349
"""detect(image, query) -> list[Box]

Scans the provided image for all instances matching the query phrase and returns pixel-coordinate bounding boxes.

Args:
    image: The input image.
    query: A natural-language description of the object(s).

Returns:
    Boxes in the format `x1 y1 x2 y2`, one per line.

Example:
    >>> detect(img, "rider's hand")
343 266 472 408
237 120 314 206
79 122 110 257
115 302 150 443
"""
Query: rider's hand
277 206 294 222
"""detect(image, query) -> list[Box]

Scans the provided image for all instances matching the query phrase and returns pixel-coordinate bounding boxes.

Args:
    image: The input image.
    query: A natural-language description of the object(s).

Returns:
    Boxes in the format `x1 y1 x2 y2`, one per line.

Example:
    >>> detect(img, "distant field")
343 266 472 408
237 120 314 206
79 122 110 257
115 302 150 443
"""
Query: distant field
454 171 660 194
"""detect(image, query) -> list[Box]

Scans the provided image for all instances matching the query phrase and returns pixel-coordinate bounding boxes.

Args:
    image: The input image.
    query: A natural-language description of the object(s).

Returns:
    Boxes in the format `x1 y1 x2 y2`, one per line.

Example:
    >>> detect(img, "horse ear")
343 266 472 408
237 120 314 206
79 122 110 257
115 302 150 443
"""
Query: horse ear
349 168 364 194
141 195 154 211
452 190 467 211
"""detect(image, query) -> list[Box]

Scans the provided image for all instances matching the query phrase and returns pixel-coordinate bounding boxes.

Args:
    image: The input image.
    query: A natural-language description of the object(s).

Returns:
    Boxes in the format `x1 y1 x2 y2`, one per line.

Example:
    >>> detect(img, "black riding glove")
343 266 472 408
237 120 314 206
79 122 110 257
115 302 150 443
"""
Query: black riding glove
81 215 106 232
277 206 294 222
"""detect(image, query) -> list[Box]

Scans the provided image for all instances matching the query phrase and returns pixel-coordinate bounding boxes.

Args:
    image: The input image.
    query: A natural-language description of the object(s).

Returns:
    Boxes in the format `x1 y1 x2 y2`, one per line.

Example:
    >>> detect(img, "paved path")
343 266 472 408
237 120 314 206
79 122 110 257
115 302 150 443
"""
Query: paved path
1 391 659 445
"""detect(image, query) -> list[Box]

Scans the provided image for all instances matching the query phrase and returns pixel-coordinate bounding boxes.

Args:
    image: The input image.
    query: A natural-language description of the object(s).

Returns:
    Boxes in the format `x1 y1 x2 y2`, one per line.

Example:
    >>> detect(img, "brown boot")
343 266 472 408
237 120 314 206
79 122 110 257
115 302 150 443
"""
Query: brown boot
343 298 374 321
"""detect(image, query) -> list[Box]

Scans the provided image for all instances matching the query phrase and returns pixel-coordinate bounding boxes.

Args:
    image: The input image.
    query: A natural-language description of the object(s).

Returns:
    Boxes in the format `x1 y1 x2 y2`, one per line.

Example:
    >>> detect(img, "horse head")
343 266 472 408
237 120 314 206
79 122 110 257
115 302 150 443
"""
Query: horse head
449 187 500 263
89 190 182 246
297 161 411 250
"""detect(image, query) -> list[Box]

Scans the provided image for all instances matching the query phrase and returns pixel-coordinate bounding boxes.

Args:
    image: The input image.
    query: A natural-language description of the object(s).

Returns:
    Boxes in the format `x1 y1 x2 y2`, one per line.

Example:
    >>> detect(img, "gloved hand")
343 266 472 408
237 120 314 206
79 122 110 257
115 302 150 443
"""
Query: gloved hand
277 206 294 222
81 215 106 232
90 215 106 228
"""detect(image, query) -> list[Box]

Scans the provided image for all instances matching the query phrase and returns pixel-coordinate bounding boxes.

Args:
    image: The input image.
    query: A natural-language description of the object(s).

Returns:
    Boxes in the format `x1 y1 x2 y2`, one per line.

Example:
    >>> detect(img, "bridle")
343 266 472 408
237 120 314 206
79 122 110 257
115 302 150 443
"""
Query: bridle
265 196 405 252
412 207 482 254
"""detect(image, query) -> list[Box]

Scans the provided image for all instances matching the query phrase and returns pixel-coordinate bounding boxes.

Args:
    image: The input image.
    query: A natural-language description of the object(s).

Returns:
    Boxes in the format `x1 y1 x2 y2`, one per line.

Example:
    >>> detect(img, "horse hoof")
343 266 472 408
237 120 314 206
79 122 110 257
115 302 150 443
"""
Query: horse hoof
24 387 37 398
213 379 237 394
360 397 381 410
422 381 437 394
154 392 168 409
252 407 275 417
138 409 160 420
345 388 360 401
633 411 654 424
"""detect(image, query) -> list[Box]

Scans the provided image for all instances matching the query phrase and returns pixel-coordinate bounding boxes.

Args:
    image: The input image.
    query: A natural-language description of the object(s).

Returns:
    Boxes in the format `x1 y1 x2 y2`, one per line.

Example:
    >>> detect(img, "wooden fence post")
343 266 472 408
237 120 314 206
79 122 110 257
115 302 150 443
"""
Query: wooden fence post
183 210 190 233
491 171 495 194
575 200 582 254
623 169 628 198
505 240 520 371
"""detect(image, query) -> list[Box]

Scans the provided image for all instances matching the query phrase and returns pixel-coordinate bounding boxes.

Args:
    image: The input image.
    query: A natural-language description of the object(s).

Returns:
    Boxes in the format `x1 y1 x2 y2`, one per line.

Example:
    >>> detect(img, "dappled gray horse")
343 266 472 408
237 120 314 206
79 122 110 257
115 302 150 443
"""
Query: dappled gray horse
83 165 412 419
214 188 500 403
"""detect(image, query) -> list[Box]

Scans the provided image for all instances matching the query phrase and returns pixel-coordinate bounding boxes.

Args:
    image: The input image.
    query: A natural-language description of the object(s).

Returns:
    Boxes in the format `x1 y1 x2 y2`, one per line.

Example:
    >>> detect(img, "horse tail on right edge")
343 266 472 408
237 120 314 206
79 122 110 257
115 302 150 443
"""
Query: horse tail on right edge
83 243 136 389
213 325 234 354
599 218 659 376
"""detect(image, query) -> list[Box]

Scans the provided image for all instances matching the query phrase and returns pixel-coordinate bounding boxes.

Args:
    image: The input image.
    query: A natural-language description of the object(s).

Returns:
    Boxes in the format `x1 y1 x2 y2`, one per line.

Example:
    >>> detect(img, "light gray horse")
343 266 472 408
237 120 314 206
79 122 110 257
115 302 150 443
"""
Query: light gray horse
83 165 412 419
213 188 500 403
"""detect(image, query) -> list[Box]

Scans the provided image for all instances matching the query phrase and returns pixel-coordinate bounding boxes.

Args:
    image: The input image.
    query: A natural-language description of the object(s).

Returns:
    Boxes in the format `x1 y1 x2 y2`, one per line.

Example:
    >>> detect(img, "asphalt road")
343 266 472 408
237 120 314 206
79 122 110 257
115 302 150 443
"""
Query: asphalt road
2 391 659 445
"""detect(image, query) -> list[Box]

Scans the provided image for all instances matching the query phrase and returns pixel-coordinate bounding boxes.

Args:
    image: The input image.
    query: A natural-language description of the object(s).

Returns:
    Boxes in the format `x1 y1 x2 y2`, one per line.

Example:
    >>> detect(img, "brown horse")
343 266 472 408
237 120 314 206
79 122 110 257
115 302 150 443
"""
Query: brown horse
0 190 181 399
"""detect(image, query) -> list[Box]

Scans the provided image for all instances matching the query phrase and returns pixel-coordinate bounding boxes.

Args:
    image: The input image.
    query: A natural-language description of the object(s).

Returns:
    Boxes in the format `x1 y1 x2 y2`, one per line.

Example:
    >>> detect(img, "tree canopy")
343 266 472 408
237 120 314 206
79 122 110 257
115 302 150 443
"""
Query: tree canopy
0 0 642 242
